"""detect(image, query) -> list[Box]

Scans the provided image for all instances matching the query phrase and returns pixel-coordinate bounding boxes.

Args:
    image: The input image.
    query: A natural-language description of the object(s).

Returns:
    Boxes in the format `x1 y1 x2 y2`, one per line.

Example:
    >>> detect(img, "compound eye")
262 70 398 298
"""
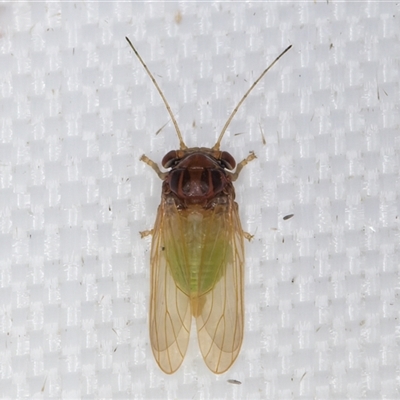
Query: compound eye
220 151 236 170
162 150 179 168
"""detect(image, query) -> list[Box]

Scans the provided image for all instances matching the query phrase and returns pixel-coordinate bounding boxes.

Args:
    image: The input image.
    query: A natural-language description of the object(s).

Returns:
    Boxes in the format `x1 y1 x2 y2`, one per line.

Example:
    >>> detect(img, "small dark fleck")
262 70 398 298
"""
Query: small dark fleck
227 379 241 385
283 214 294 220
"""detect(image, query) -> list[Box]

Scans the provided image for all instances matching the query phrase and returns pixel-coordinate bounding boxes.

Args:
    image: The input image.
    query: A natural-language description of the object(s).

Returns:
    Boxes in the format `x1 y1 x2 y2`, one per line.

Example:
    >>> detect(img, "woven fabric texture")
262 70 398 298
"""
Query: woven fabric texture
0 2 399 399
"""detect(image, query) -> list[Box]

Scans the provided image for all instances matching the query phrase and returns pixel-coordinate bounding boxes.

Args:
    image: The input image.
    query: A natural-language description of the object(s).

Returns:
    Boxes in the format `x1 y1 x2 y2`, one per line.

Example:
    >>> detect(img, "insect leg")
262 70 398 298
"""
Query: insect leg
230 151 256 181
140 154 167 180
140 229 153 238
242 231 253 241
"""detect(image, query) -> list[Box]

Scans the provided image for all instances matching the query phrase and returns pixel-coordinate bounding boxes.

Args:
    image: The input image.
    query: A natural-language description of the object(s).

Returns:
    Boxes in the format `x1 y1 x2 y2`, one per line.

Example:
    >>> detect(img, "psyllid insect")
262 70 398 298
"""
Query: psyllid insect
126 37 291 374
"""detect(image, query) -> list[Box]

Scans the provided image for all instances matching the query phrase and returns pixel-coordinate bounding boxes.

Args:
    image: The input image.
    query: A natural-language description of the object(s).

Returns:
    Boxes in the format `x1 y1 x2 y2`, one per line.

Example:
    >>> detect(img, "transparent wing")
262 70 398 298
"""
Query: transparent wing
194 199 245 374
149 200 191 374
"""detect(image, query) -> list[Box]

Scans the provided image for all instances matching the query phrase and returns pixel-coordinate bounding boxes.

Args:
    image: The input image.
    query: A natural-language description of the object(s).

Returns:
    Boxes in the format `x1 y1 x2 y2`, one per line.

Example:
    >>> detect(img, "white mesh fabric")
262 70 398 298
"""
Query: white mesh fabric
0 2 399 399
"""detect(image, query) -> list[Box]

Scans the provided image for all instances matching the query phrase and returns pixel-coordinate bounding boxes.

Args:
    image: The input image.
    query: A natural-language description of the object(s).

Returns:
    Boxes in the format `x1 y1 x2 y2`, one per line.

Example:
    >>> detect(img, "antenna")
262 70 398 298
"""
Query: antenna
126 37 187 150
212 45 292 151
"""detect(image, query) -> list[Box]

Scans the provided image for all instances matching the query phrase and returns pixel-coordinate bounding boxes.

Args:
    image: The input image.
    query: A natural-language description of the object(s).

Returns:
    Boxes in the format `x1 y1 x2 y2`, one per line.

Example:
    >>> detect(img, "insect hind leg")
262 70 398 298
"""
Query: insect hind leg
230 151 256 181
140 154 167 180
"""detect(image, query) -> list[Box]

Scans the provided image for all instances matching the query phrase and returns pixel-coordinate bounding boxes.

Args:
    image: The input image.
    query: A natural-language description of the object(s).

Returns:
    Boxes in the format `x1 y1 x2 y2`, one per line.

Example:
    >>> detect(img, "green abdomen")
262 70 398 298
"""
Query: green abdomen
165 210 229 296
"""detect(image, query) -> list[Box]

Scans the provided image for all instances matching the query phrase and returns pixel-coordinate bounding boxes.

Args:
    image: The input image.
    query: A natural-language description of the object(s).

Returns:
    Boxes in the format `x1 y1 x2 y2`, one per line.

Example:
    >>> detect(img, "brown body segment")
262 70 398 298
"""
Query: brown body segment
162 148 236 208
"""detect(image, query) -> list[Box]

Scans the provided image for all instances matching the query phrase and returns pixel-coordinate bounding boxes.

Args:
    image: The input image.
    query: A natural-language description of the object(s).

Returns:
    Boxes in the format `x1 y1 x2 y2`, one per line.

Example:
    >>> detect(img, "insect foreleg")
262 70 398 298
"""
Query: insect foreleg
140 154 168 180
230 151 257 181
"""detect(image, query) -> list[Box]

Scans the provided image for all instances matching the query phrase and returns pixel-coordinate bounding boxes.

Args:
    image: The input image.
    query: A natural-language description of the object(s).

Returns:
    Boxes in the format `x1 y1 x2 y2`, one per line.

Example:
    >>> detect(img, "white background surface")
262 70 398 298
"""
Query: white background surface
0 1 399 399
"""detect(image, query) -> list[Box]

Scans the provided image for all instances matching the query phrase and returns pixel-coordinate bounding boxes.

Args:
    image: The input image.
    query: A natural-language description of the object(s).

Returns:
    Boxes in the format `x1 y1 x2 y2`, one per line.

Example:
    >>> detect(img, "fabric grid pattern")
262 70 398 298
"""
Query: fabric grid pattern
0 2 399 399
